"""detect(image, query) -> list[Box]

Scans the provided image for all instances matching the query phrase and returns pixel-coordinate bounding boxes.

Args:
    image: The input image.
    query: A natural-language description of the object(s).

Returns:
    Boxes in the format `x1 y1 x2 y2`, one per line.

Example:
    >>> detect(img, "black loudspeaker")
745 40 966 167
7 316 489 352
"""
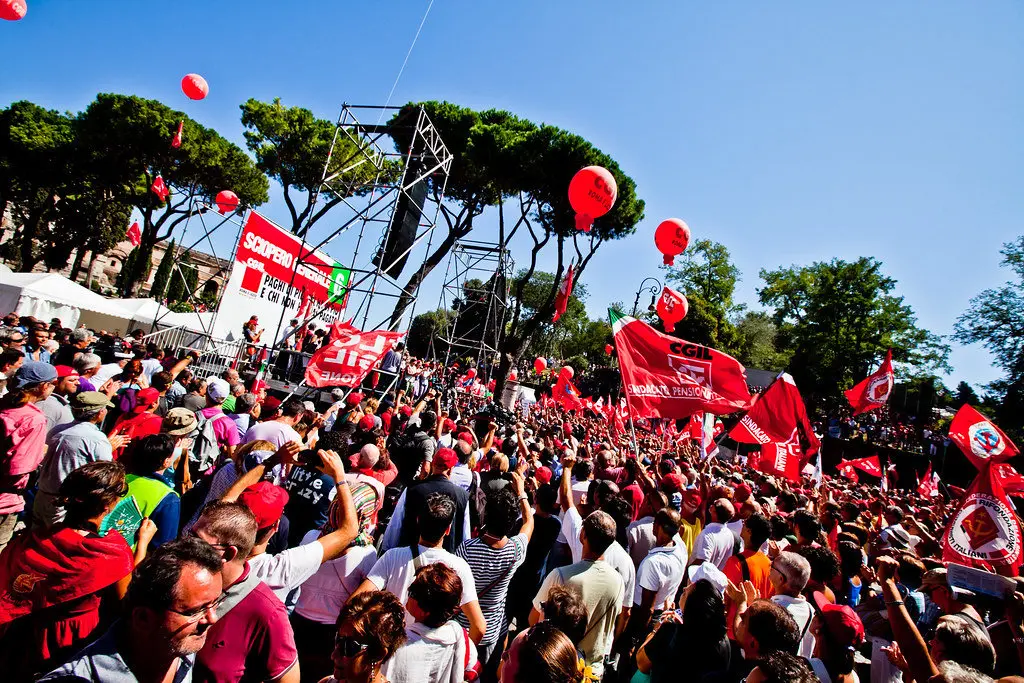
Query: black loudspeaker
374 157 427 280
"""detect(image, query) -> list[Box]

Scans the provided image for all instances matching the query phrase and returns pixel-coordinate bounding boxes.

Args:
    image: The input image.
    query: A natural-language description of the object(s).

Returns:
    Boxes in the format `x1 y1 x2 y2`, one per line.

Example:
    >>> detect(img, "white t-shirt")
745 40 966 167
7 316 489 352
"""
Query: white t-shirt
561 506 636 608
772 594 815 658
248 541 325 602
293 531 377 624
634 545 686 608
690 522 735 570
93 362 124 387
382 620 478 683
141 358 163 384
244 420 302 448
365 544 478 607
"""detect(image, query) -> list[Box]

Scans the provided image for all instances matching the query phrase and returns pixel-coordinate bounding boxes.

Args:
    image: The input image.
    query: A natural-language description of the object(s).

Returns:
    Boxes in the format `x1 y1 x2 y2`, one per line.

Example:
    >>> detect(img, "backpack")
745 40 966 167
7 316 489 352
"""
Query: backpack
189 414 222 474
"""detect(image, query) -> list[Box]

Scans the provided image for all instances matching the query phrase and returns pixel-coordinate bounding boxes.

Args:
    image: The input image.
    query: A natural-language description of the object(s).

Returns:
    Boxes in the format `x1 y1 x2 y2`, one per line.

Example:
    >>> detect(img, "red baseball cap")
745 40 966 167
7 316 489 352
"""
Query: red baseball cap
443 418 456 432
399 406 413 417
250 379 268 393
54 365 79 379
239 481 289 531
358 415 376 432
734 483 752 501
133 387 161 412
457 431 474 445
346 392 364 406
661 473 686 494
261 396 282 413
433 447 458 470
535 466 553 484
812 592 864 647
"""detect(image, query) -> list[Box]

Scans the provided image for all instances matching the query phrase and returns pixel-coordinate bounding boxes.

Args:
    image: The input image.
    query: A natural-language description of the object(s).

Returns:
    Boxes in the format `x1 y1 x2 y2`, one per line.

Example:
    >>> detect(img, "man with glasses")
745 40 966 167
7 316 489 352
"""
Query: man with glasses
190 500 300 683
0 327 26 350
40 537 225 683
767 551 815 658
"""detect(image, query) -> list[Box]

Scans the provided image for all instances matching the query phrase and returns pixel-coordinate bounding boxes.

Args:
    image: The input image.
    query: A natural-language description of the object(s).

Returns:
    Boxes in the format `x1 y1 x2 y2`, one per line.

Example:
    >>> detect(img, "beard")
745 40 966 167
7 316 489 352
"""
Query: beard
168 621 213 657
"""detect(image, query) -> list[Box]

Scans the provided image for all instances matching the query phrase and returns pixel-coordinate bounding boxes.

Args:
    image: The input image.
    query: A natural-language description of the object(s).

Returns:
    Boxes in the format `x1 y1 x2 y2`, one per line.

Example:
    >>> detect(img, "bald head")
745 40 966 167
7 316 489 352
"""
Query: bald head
711 498 735 524
455 440 473 464
357 444 380 469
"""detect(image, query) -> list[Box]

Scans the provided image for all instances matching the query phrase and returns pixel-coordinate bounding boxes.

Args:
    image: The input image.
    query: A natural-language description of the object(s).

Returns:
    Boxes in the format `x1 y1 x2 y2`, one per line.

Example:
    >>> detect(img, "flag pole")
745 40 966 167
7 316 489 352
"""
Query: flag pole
610 309 641 458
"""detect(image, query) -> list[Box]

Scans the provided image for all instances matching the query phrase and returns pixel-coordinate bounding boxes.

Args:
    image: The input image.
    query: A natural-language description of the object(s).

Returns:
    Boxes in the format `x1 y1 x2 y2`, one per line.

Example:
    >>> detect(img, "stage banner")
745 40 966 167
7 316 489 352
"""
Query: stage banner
214 211 351 344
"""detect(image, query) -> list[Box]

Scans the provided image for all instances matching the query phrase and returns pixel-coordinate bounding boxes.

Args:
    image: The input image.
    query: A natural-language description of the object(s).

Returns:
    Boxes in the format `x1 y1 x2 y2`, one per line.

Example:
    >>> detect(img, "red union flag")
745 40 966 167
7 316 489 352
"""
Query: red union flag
845 349 894 415
126 221 141 248
610 309 752 418
553 371 584 412
756 429 805 482
171 120 184 149
994 463 1024 497
552 264 575 323
917 464 941 498
847 455 882 478
730 373 820 458
837 460 860 483
305 321 404 388
150 175 170 202
949 404 1019 471
943 463 1023 576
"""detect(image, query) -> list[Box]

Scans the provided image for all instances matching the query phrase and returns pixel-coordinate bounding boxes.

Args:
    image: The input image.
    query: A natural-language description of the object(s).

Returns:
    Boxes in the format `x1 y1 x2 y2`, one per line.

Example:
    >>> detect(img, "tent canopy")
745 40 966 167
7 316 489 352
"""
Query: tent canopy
0 273 137 331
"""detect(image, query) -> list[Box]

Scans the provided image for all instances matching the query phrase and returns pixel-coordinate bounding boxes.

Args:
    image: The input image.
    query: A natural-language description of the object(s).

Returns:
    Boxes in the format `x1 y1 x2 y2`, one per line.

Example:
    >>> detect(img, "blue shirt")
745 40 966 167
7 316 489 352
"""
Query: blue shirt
39 624 194 682
40 420 113 494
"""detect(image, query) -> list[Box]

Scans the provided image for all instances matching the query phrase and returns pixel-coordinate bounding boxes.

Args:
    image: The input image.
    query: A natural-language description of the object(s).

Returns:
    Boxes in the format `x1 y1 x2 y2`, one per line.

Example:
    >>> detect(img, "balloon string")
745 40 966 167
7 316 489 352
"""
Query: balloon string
377 0 435 123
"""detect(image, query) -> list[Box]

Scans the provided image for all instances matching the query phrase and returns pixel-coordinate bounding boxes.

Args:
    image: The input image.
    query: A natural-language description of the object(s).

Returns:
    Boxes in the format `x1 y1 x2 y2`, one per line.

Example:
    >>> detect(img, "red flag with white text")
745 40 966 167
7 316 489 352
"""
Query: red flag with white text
845 349 894 415
755 430 805 482
552 264 575 323
837 460 860 483
918 465 941 498
942 463 1023 576
150 175 169 202
305 321 404 388
610 309 752 418
949 404 1019 471
552 371 584 412
847 455 882 478
994 463 1024 497
730 373 820 458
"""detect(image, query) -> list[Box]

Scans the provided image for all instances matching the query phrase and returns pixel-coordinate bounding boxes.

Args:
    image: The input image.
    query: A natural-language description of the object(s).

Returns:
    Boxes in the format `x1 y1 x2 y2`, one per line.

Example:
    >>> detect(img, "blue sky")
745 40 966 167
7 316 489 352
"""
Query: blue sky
2 1 1021 388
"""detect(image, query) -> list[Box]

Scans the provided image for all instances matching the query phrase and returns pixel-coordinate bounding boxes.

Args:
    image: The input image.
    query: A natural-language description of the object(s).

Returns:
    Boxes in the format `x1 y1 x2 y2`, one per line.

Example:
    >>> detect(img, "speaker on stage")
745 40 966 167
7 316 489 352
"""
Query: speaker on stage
374 156 427 280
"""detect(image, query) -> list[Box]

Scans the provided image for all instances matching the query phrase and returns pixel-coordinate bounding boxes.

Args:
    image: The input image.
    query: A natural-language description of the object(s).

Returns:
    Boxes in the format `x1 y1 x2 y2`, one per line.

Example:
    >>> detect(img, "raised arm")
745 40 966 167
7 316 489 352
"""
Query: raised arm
511 469 534 541
877 556 939 683
559 453 576 513
312 451 359 561
222 441 301 502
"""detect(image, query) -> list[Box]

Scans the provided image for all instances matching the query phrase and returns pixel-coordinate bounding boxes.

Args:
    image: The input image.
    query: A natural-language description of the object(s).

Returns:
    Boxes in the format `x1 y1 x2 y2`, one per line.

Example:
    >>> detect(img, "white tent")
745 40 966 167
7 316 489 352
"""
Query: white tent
109 298 216 334
0 273 136 332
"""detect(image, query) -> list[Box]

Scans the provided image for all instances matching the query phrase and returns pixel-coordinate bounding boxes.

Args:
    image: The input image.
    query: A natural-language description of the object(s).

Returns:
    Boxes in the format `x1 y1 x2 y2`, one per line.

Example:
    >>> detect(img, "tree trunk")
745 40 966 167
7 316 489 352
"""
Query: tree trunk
69 247 86 282
85 250 99 289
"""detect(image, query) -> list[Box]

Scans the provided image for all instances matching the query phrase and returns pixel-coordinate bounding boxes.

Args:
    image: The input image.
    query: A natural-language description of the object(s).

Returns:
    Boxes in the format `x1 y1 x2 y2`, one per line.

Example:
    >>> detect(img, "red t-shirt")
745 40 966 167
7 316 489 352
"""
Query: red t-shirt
194 567 298 683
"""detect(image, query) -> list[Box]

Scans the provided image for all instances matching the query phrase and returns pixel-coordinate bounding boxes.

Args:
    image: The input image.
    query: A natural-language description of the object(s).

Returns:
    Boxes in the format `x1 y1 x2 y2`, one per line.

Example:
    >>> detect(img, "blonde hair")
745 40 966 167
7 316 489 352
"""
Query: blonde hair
232 439 277 467
490 453 509 473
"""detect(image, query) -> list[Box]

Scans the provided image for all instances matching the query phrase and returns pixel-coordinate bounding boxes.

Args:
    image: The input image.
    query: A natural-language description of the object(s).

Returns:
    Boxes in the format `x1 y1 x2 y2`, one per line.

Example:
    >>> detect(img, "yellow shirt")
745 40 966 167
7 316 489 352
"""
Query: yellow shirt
678 516 703 557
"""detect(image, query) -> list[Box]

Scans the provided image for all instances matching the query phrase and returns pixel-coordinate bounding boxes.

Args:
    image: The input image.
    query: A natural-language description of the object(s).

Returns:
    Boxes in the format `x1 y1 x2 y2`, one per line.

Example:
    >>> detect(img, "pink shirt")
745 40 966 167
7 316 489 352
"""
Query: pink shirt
199 406 241 450
0 403 47 514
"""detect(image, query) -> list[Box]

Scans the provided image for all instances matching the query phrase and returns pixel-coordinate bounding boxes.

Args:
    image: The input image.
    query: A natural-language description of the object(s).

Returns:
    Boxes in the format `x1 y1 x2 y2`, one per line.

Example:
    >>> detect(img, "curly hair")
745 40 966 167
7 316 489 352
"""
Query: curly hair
484 487 520 538
795 544 841 585
337 590 407 666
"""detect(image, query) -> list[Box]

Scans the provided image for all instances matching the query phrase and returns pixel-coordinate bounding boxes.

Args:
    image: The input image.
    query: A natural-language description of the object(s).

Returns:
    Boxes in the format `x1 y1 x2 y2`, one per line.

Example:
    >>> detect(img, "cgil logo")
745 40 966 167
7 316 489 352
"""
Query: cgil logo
667 342 713 360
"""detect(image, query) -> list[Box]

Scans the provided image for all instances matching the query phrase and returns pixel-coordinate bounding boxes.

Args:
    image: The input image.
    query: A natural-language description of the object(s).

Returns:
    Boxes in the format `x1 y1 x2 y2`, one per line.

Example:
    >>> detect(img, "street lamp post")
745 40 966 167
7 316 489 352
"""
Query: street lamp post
631 277 663 317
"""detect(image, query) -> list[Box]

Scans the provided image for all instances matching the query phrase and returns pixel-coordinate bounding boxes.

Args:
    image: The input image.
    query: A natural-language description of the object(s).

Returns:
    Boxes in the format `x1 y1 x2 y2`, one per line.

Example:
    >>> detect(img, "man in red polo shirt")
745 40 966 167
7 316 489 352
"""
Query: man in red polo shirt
191 500 299 683
108 387 163 458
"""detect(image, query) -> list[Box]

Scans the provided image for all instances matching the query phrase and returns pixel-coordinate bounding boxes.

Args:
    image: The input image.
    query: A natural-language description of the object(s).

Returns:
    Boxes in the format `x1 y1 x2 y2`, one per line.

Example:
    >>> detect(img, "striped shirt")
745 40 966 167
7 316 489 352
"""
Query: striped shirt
455 534 528 644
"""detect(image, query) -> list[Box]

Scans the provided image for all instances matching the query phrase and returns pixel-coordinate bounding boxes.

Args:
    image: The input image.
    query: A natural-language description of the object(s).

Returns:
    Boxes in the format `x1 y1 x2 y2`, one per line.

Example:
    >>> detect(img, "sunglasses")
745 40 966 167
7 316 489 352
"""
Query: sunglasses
335 635 369 658
168 593 227 621
770 564 789 584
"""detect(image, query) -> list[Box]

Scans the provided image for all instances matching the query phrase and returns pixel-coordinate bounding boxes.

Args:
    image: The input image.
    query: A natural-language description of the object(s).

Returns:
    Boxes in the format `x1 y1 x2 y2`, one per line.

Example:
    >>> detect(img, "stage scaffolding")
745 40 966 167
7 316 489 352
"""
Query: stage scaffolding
141 104 453 396
430 239 514 371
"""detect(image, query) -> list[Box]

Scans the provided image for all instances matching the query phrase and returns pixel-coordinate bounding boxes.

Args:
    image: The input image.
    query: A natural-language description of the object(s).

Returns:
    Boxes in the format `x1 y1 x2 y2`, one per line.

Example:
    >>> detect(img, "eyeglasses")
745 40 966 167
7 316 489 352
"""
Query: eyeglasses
770 564 789 584
168 593 227 621
335 634 369 658
8 337 25 345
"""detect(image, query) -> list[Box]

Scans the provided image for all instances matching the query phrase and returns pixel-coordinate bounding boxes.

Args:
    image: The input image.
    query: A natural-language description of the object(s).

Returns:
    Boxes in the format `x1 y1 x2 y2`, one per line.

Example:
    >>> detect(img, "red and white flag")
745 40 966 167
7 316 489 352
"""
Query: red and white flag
171 120 184 149
610 309 752 419
552 264 575 323
730 372 820 458
994 463 1024 498
918 464 941 498
126 221 141 248
755 428 806 482
837 460 860 483
845 349 894 415
305 321 404 388
942 463 1023 576
150 175 170 201
847 455 882 478
949 404 1019 471
552 370 584 412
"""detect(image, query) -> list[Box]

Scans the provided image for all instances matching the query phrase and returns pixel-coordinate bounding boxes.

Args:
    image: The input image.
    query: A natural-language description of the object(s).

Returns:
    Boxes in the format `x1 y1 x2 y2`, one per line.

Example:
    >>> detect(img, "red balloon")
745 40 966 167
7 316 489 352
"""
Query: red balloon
466 368 477 379
534 357 546 374
181 73 209 100
560 365 574 379
654 218 691 265
0 0 27 20
605 344 613 355
215 190 239 214
656 286 689 333
568 166 617 232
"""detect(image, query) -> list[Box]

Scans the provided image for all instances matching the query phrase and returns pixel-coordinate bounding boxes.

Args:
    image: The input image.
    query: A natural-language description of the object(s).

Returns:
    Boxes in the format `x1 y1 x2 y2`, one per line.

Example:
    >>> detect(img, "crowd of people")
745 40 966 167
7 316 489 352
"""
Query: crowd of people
0 313 1023 683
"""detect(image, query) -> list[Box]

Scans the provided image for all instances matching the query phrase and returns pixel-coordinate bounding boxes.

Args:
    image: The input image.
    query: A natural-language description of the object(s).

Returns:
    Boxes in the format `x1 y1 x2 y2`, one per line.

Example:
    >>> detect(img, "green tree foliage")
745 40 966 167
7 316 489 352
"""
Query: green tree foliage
165 252 195 304
953 380 980 408
759 256 950 402
954 236 1024 435
240 98 380 238
49 190 132 276
732 311 791 371
663 239 741 350
0 101 75 271
150 240 175 301
407 309 452 358
514 270 589 361
78 94 268 293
